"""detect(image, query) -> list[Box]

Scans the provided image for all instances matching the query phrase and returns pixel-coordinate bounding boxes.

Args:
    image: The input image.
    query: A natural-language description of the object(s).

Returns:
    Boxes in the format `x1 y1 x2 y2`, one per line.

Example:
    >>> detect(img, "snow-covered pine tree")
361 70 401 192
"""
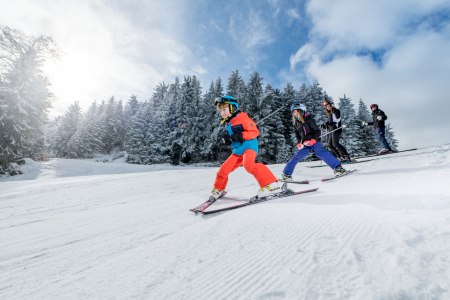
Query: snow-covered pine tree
337 95 365 157
281 83 298 155
226 70 247 108
385 123 399 150
51 102 82 158
92 100 109 155
123 95 141 149
125 94 169 165
181 75 204 163
100 97 126 154
257 86 290 163
44 116 61 158
245 71 264 121
65 123 85 159
0 27 56 167
201 79 225 162
150 83 170 163
125 95 140 117
273 89 292 163
64 102 105 159
163 78 184 164
298 82 326 123
0 85 21 167
114 100 126 153
173 76 194 163
126 101 152 164
257 84 276 163
165 76 200 164
82 102 106 157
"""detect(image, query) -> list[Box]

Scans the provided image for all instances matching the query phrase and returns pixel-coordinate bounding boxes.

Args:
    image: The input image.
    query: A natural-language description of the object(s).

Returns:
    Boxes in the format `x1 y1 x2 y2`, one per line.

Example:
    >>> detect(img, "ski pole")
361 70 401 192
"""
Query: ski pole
320 125 346 137
256 104 288 125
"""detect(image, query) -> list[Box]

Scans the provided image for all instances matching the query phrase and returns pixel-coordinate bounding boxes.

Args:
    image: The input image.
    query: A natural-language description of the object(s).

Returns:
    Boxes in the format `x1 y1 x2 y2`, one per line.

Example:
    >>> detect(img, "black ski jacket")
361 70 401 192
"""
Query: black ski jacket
368 109 387 129
293 114 321 143
325 107 342 134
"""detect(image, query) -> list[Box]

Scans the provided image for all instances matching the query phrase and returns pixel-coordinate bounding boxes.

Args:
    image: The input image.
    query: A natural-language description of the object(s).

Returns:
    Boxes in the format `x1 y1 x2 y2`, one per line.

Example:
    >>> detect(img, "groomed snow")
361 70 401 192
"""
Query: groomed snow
1 145 450 299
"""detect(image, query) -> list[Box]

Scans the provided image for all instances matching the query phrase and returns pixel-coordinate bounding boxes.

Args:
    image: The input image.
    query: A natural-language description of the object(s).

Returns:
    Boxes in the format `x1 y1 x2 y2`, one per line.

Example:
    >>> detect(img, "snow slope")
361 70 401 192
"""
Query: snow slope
1 145 450 299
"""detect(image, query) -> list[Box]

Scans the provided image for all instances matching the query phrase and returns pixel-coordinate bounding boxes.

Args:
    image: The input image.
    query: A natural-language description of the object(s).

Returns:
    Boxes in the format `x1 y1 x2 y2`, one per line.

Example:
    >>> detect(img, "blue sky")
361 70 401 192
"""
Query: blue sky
1 0 450 148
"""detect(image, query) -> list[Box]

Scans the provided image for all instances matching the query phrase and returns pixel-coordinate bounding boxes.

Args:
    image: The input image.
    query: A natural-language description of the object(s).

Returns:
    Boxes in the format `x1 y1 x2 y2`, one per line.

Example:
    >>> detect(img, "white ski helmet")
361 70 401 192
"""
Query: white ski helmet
290 102 306 112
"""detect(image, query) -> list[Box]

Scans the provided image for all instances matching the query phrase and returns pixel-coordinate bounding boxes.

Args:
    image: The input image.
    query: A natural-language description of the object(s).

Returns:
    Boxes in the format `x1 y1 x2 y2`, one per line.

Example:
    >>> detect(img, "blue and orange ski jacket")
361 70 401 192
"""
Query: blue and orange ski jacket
224 112 259 155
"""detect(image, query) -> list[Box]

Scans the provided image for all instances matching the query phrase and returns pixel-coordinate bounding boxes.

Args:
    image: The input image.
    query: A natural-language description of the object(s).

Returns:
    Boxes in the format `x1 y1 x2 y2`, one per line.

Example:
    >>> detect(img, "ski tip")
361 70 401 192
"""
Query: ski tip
321 169 357 182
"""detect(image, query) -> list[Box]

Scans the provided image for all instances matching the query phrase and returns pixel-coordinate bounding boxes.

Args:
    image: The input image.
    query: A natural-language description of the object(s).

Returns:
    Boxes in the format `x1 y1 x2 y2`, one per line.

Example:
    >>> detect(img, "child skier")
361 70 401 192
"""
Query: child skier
281 102 347 181
322 100 352 163
211 96 283 199
362 104 395 154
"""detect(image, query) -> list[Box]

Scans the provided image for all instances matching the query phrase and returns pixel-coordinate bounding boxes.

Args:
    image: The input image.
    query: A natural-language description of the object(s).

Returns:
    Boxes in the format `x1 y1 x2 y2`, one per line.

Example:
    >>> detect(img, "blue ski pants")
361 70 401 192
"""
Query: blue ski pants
375 127 391 150
283 141 341 176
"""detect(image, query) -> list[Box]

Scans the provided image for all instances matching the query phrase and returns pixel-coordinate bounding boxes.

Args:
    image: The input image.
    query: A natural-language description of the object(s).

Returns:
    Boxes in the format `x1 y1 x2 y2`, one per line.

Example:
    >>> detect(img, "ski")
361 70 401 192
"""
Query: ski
190 191 227 213
200 188 319 215
321 169 357 182
278 179 310 184
345 158 379 164
307 158 379 168
305 164 329 168
354 148 417 159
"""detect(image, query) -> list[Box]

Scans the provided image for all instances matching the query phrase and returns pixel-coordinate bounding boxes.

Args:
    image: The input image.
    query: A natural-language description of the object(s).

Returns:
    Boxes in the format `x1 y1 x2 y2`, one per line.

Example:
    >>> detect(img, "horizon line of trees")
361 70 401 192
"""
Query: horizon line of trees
1 25 399 176
46 72 398 166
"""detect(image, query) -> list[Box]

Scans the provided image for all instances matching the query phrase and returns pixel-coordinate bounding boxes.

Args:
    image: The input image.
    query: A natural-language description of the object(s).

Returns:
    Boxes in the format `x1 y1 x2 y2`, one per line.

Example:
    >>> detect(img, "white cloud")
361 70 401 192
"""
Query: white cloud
286 8 301 22
290 44 316 70
306 0 450 51
305 36 450 148
228 9 275 69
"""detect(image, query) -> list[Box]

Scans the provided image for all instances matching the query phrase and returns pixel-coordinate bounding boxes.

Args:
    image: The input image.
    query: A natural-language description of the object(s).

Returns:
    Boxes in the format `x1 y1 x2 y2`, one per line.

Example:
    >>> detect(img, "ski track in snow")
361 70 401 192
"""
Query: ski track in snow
1 145 450 299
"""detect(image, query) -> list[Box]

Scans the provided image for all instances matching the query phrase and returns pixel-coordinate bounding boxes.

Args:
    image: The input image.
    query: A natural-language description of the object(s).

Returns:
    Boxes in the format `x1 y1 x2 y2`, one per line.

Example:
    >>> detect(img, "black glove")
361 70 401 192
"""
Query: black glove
231 124 244 134
230 132 244 143
221 132 232 145
320 123 326 129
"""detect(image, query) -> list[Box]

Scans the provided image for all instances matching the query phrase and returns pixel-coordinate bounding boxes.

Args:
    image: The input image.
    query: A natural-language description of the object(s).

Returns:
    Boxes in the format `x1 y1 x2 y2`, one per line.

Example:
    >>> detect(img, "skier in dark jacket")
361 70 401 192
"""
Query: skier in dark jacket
281 102 347 181
362 104 395 154
322 100 352 162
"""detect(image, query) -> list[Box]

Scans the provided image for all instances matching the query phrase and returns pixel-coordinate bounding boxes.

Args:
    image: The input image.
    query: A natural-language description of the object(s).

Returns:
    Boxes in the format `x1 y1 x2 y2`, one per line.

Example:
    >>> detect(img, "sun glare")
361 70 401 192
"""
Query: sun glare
43 50 104 117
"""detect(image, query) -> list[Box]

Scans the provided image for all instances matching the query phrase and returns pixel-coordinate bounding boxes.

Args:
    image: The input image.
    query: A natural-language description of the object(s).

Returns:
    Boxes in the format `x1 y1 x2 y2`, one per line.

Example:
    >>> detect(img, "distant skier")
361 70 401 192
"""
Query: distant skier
362 104 395 154
211 96 282 199
322 100 352 163
281 102 347 181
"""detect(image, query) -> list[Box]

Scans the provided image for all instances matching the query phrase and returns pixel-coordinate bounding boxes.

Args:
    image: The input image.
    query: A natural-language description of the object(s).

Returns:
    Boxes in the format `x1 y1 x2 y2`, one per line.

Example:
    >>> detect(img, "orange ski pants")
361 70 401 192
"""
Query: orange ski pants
214 149 277 190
